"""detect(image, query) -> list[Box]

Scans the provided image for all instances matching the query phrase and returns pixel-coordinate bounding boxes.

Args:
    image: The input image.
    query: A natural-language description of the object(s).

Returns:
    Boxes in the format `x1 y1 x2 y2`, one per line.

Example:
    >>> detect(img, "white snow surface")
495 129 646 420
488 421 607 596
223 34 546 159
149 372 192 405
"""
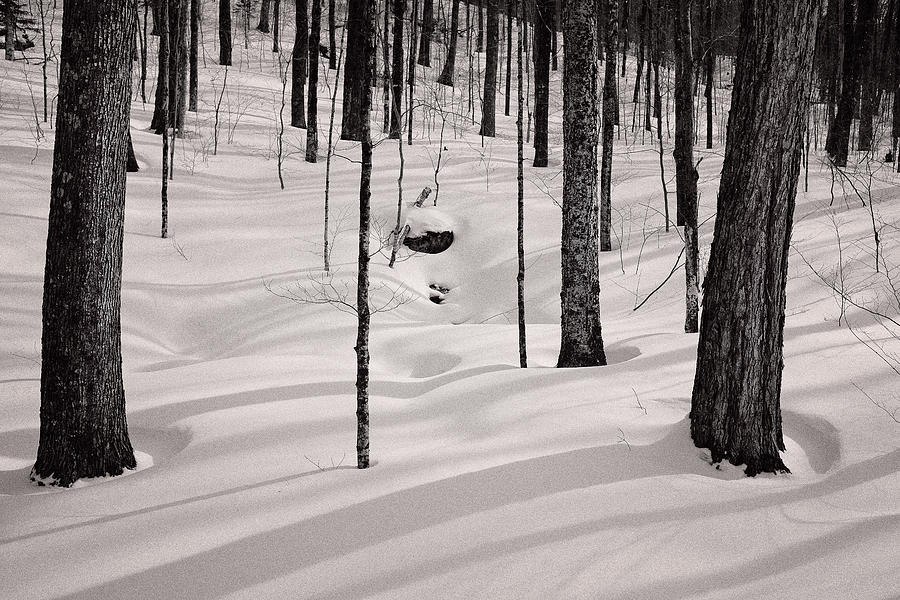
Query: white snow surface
1 24 899 600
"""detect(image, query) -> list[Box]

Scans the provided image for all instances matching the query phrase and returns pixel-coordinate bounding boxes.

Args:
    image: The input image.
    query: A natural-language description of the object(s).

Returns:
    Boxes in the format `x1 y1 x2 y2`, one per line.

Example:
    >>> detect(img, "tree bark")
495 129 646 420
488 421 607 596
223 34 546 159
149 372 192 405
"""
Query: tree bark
418 0 433 66
558 0 606 368
341 0 374 140
389 0 404 138
4 1 14 61
691 0 821 476
504 0 512 117
599 0 617 253
437 0 459 85
189 0 199 111
272 0 281 52
704 0 714 149
219 0 232 65
307 0 321 161
292 0 308 127
479 0 499 137
328 0 337 68
34 0 137 488
257 0 271 32
673 0 699 332
532 0 551 167
516 0 526 368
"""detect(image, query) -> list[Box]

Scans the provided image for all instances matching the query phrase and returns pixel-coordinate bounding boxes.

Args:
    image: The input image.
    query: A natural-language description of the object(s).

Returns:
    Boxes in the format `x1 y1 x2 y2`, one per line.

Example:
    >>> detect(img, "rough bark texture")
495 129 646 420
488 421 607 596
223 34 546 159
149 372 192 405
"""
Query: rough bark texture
437 0 459 86
691 0 821 476
354 0 376 468
189 0 199 111
516 2 527 368
558 0 606 368
599 0 617 253
328 0 336 68
673 0 699 333
292 0 308 128
479 0 499 137
826 0 876 166
532 0 551 167
152 0 187 134
34 0 137 488
272 0 281 52
306 0 320 161
5 0 14 60
389 0 404 138
257 0 271 32
418 0 433 66
219 0 232 65
341 0 375 140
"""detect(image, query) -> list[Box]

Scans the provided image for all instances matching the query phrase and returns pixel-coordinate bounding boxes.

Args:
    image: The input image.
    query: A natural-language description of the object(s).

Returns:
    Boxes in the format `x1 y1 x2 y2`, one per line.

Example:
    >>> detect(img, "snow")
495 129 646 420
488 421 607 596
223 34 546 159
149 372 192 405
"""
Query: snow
1 20 899 600
403 205 455 238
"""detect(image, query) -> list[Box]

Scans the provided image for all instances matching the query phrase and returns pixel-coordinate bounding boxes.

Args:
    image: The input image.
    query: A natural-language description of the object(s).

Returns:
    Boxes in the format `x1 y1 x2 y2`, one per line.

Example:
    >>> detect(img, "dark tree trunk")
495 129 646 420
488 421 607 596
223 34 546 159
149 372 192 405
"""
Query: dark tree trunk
173 0 188 133
272 0 281 51
504 0 512 116
189 0 199 111
126 129 139 172
292 0 308 127
34 0 137 488
516 0 527 368
160 0 170 235
826 0 877 166
381 0 390 133
479 0 499 137
257 0 271 31
558 0 606 368
477 0 483 52
5 1 14 61
691 0 821 476
550 0 557 71
418 0 433 66
599 0 617 253
437 0 459 85
620 0 628 77
704 0 714 148
219 0 232 65
307 0 321 161
341 0 374 140
389 0 404 137
328 0 337 68
533 0 551 167
407 0 419 144
673 0 699 332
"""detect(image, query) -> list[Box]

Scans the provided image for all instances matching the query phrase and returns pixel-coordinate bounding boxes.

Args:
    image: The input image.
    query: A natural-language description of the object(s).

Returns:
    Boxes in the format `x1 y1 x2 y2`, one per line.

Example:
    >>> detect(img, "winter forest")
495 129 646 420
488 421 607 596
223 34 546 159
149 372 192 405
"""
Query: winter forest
1 0 899 597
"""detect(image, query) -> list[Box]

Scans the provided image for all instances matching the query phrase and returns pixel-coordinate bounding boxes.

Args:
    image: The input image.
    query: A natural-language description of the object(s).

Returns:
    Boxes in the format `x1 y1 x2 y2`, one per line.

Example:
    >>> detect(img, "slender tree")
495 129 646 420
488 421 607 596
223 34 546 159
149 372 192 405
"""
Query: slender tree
479 0 499 137
558 0 606 367
328 0 337 68
599 0 617 253
533 0 551 167
306 0 321 161
292 0 308 127
516 0 527 368
219 0 232 65
437 0 459 85
703 0 714 148
34 0 138 488
272 0 281 51
189 0 199 111
673 0 699 332
389 0 404 137
4 0 14 60
691 0 822 476
257 0 271 31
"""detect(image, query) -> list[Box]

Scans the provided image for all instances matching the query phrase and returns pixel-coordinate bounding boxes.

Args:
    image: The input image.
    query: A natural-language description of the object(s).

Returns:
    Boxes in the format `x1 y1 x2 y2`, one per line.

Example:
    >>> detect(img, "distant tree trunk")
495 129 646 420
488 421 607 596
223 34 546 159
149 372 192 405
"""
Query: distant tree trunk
418 0 433 65
292 0 308 127
381 0 390 133
189 0 199 111
407 0 419 144
173 0 188 134
673 0 698 332
826 0 876 166
219 0 232 65
516 0 527 368
477 0 483 52
307 0 321 161
272 0 281 51
704 0 714 148
257 0 271 31
599 0 617 253
342 0 372 140
551 0 558 71
126 129 139 172
354 0 376 469
34 0 138 488
620 0 628 77
160 0 170 234
691 0 821 476
437 0 459 85
5 1 14 61
533 0 551 167
390 0 404 137
504 0 512 116
558 0 606 368
328 0 337 68
479 0 499 137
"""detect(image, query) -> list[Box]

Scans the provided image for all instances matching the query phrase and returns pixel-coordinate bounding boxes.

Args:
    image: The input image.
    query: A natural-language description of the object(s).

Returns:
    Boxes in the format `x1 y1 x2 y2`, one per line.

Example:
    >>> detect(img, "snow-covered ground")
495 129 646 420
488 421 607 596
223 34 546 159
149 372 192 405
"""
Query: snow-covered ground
2 21 899 600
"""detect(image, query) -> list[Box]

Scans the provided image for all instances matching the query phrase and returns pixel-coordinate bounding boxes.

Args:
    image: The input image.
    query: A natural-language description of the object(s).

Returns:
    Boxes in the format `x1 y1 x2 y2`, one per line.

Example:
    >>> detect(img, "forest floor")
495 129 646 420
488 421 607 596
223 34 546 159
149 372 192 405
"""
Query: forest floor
2 19 900 600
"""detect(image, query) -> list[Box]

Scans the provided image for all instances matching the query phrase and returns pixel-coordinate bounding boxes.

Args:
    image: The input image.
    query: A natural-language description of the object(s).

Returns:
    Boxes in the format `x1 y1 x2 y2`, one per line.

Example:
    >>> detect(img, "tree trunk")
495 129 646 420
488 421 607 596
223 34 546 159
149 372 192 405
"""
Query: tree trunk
354 0 376 469
673 0 699 333
381 0 390 133
341 0 373 140
219 0 232 65
307 0 321 161
407 0 419 144
418 0 433 66
516 0 527 368
126 129 140 172
504 0 512 116
437 0 459 85
477 0 483 52
292 0 308 127
173 0 188 134
272 0 281 52
257 0 271 31
328 0 337 68
704 0 714 149
479 0 499 137
4 1 14 61
532 0 551 167
826 0 877 166
691 0 821 476
599 0 617 253
390 0 404 137
189 0 199 111
558 0 606 368
34 0 138 488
